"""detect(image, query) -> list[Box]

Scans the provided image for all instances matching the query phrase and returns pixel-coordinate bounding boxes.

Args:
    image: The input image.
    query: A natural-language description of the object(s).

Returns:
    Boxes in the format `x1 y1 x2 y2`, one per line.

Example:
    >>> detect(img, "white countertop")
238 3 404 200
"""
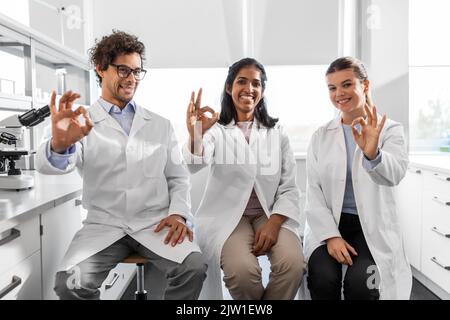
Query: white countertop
0 170 82 223
408 153 450 175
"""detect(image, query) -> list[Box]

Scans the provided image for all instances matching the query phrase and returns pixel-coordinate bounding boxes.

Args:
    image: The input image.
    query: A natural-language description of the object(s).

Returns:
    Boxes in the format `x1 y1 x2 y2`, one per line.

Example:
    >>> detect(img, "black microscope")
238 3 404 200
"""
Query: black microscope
0 105 50 190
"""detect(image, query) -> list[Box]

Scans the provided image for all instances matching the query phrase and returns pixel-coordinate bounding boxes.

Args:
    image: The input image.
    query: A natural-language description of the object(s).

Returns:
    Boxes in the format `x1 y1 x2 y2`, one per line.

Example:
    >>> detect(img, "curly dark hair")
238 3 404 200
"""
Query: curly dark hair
88 30 146 85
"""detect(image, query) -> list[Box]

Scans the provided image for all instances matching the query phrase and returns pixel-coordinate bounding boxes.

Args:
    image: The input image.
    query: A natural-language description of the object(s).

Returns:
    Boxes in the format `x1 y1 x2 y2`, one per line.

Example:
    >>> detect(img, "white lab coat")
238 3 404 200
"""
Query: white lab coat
303 116 412 299
183 120 302 299
36 101 200 271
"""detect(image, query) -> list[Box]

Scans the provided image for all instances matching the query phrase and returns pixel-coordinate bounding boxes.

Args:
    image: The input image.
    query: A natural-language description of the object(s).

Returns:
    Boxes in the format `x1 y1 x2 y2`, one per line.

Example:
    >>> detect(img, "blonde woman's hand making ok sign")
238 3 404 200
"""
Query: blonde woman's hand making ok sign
351 104 387 160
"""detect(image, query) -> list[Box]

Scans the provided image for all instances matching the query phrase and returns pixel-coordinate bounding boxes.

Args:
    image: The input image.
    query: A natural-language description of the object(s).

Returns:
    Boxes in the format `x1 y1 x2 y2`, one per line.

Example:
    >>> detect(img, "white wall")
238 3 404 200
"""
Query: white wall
29 0 87 55
93 0 242 68
251 0 340 65
92 0 340 68
360 0 409 144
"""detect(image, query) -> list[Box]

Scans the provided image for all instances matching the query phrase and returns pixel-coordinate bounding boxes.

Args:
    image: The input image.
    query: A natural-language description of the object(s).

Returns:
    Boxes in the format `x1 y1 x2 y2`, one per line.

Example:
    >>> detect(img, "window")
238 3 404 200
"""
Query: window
133 67 227 147
264 65 333 153
133 65 334 154
409 0 450 152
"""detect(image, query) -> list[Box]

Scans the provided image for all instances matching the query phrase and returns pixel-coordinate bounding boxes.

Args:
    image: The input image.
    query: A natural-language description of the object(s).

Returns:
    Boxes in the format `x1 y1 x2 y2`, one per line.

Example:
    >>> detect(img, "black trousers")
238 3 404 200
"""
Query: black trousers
307 213 380 300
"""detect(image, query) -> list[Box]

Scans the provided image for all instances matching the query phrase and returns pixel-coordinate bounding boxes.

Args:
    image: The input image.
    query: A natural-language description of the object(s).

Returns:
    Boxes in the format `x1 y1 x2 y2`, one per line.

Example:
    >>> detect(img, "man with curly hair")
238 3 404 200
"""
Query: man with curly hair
36 30 207 300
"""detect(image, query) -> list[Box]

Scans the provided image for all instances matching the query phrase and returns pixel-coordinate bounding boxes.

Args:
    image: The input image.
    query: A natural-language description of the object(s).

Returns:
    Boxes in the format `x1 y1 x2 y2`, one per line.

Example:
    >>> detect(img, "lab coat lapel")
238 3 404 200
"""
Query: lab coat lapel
89 101 126 136
327 116 346 157
327 116 347 218
224 119 263 165
224 119 261 147
89 101 107 123
128 104 152 139
223 120 248 150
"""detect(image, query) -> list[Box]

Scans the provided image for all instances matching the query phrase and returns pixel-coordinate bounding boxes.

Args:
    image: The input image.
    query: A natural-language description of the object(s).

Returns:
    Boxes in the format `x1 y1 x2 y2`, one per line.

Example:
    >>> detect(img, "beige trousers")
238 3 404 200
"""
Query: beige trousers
220 214 305 300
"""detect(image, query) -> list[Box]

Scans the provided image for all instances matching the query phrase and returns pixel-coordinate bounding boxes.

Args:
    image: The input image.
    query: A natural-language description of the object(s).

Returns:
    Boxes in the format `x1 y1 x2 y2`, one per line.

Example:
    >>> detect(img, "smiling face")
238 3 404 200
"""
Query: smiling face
226 65 263 122
326 68 369 116
96 52 141 108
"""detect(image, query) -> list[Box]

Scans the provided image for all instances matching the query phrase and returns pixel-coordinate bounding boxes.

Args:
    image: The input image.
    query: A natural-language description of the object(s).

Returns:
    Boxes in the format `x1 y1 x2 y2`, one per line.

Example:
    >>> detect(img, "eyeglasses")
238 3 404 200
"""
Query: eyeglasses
110 63 147 80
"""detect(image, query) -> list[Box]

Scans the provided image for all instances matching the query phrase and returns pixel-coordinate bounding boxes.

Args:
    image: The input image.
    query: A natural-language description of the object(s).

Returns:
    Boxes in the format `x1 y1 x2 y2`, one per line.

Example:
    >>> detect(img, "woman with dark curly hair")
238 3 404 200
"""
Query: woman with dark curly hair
36 30 207 300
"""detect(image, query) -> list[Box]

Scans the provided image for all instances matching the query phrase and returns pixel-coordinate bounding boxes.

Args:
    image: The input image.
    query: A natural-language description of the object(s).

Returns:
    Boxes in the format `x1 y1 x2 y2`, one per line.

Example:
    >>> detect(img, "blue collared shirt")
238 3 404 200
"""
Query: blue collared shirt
98 97 136 136
46 98 136 170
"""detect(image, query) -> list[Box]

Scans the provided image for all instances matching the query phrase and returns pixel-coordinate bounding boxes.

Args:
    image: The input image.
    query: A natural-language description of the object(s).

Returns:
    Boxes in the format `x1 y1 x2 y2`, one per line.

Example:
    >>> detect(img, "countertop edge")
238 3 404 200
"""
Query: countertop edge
0 188 82 226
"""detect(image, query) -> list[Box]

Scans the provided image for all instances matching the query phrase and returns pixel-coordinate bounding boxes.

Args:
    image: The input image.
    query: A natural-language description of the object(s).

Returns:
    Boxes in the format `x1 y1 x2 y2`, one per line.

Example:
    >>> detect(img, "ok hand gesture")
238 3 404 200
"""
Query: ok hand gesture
186 88 219 141
351 104 386 160
50 90 94 153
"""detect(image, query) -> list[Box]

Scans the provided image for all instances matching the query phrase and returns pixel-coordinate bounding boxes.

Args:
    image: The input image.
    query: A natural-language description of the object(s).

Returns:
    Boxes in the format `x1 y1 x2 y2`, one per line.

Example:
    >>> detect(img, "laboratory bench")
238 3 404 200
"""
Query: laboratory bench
0 171 135 300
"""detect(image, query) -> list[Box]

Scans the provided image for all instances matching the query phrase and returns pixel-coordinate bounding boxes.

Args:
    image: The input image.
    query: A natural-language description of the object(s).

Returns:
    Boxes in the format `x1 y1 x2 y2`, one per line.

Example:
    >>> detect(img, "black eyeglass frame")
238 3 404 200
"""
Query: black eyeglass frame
110 63 147 80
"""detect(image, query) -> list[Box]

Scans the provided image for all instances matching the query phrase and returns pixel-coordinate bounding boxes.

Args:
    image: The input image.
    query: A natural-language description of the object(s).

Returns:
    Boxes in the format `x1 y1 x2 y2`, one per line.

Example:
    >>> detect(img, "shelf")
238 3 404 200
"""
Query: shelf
0 12 89 70
0 93 32 111
0 12 92 108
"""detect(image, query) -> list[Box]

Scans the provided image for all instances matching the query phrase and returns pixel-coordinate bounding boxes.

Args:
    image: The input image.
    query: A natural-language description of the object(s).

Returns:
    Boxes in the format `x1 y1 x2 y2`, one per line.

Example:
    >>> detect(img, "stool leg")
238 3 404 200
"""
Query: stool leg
135 263 147 300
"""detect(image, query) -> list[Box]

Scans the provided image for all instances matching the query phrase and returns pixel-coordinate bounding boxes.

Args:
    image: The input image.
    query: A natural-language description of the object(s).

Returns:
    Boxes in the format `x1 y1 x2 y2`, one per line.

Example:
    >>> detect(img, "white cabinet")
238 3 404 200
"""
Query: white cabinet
0 251 41 300
0 216 41 300
396 165 450 299
0 215 40 275
421 171 450 295
40 198 83 300
396 166 423 270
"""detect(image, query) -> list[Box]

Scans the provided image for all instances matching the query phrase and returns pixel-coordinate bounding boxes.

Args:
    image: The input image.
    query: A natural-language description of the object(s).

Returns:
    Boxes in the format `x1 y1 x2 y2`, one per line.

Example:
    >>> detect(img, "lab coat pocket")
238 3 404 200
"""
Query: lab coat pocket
142 142 167 178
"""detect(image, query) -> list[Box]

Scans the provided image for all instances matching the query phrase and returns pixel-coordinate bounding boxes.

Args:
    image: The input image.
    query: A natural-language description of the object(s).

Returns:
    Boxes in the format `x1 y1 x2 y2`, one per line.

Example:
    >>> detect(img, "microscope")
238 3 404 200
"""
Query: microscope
0 105 50 190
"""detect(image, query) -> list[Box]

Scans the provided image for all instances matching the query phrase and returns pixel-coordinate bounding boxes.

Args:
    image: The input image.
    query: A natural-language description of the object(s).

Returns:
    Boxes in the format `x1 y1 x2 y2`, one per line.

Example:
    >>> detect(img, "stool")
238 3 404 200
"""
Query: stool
122 253 149 300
